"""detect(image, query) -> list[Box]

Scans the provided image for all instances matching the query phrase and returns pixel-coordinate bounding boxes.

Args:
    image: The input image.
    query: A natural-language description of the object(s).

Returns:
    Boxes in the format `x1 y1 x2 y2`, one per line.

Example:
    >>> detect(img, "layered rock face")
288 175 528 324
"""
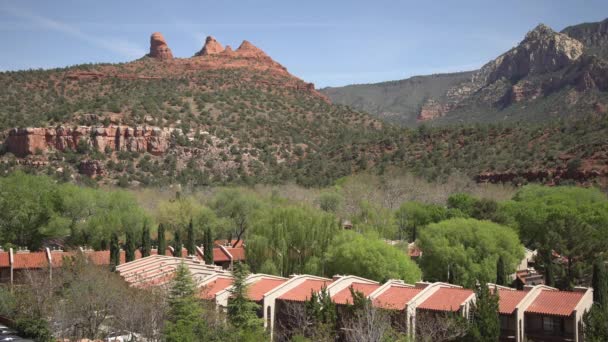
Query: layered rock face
148 32 173 60
6 126 171 157
195 36 224 56
475 24 584 85
562 18 608 59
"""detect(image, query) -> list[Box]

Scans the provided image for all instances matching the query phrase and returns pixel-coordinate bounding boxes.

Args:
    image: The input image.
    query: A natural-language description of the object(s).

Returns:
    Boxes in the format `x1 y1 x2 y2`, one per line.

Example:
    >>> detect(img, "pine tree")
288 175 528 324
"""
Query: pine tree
496 256 506 286
304 287 337 340
157 224 166 256
583 305 608 342
204 226 214 264
468 284 500 342
141 223 151 258
173 229 182 257
592 260 607 307
164 263 208 342
125 230 136 262
186 218 196 256
109 232 120 271
227 263 262 331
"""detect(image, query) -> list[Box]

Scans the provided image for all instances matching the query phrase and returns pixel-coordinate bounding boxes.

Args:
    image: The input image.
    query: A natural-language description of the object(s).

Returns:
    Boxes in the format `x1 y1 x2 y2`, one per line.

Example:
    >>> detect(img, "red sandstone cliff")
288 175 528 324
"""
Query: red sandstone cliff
6 126 172 157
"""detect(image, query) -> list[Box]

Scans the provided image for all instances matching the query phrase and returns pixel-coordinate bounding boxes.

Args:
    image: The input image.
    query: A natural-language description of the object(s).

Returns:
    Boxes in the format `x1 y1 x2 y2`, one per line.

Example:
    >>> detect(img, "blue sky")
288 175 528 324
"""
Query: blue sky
0 0 607 87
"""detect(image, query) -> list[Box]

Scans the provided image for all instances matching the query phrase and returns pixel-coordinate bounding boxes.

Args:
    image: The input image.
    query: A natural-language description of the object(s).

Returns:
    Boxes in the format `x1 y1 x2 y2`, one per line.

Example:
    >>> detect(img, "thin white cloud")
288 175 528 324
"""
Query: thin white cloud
0 4 146 58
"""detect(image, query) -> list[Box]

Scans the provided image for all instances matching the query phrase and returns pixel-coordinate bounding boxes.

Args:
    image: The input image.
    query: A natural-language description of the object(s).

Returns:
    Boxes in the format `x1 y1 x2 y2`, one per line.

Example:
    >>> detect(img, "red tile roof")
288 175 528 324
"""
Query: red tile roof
248 278 287 301
0 253 8 268
498 289 528 315
332 283 380 305
418 288 474 312
214 248 231 262
200 277 234 299
228 247 246 261
215 239 244 248
525 290 585 317
279 279 333 302
213 247 246 263
373 286 423 310
12 252 48 269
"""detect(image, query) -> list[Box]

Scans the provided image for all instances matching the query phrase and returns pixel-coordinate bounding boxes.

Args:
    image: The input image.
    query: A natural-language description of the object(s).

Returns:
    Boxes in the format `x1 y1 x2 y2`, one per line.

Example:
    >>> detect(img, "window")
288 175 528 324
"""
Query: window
543 316 558 333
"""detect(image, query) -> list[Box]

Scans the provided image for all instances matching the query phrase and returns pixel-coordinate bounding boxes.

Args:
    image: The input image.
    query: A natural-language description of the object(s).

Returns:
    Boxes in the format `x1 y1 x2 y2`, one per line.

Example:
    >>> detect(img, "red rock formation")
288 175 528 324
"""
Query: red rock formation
235 40 269 58
148 32 173 60
222 45 235 56
196 36 224 56
6 126 171 157
418 99 450 121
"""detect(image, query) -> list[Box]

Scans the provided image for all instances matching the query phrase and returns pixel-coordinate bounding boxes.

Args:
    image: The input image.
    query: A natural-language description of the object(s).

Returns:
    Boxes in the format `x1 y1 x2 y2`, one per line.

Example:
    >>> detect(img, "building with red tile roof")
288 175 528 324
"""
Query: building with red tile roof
278 279 333 302
331 282 380 305
199 275 234 300
417 287 475 313
525 290 586 317
492 285 593 342
248 278 287 302
372 284 423 310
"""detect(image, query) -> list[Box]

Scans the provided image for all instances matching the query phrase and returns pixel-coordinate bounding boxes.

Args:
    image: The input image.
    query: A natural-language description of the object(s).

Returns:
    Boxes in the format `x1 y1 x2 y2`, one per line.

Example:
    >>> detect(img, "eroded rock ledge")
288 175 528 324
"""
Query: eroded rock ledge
6 126 175 157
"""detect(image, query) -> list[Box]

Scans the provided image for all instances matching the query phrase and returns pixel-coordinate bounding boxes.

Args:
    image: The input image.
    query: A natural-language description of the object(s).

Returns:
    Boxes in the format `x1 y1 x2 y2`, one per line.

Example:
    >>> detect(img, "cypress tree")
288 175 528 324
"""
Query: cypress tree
204 226 214 264
157 224 166 256
100 238 108 251
542 247 555 287
125 230 136 262
186 218 195 256
173 229 182 257
109 232 120 271
141 223 151 258
496 256 506 286
468 284 500 342
592 260 607 307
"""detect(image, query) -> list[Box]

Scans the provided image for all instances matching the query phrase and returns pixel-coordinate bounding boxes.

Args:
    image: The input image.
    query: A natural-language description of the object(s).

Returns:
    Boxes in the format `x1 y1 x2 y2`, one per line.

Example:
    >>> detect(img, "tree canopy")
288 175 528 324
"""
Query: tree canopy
418 218 523 287
325 231 422 283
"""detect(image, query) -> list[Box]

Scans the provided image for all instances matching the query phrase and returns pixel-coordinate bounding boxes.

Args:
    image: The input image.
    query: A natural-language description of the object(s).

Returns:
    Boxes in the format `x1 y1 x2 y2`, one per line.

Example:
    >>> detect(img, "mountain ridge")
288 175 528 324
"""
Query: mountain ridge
322 18 608 126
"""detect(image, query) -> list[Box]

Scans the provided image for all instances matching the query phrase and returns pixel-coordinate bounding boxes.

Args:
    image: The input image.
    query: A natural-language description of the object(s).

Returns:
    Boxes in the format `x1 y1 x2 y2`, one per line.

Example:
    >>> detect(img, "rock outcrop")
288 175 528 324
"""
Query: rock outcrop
474 24 584 86
79 160 105 178
418 99 451 121
235 40 269 58
6 126 172 157
195 36 224 56
562 18 608 59
148 32 173 60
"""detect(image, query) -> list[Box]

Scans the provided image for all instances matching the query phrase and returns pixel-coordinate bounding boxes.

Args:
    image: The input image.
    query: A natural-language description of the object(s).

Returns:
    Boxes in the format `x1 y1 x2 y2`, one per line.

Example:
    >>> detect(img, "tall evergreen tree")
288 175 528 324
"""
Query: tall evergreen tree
468 284 500 342
109 232 120 271
304 287 337 340
186 218 196 256
542 247 555 287
204 226 214 264
496 256 506 286
157 224 166 256
228 263 262 331
592 260 607 307
164 263 207 342
173 229 182 257
141 222 151 258
125 230 136 262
